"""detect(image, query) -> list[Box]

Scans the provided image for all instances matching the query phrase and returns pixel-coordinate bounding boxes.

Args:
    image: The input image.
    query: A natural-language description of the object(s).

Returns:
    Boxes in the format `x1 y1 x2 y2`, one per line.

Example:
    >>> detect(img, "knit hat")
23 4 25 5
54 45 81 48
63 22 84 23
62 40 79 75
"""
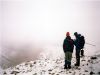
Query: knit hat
66 32 70 36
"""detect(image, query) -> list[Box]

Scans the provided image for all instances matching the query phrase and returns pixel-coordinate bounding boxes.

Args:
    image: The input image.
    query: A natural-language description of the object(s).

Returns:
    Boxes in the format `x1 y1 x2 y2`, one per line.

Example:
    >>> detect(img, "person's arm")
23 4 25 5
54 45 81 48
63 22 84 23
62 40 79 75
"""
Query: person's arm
63 40 66 53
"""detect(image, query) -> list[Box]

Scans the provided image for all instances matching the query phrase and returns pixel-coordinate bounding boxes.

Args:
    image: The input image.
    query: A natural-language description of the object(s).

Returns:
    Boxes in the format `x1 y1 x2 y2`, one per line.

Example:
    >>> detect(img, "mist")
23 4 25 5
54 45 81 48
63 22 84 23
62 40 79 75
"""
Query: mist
0 0 100 68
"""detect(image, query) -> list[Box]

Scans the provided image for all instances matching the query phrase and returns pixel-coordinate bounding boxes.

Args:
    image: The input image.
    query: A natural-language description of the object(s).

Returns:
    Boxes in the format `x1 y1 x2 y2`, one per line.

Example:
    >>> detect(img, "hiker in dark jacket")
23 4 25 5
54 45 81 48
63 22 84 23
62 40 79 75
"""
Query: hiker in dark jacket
74 32 85 66
63 32 74 69
74 32 81 66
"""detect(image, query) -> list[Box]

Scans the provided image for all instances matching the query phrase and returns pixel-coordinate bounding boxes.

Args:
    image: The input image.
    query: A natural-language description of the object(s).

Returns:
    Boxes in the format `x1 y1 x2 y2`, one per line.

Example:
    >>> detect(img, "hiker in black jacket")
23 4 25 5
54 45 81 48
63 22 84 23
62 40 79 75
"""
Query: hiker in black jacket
74 32 81 66
63 32 74 69
74 32 85 66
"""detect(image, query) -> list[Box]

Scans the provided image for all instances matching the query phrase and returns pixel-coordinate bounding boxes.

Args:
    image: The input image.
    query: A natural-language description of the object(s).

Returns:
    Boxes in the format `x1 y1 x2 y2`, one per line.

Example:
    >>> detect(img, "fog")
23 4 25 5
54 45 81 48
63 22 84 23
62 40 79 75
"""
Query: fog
0 0 100 68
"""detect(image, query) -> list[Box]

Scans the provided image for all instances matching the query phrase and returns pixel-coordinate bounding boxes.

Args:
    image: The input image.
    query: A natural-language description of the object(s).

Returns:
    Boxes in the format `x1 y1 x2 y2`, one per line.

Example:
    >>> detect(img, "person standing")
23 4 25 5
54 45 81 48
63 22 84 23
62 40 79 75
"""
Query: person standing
74 32 82 66
63 32 74 69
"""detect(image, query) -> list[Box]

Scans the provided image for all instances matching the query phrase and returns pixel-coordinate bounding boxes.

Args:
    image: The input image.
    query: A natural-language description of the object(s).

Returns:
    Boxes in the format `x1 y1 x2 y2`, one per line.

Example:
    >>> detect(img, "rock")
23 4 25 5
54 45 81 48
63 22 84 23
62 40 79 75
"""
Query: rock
90 71 95 75
42 70 46 72
87 63 88 66
25 63 28 66
85 70 88 72
51 73 55 75
81 59 86 61
33 73 37 75
79 73 81 75
48 69 52 72
10 71 19 75
30 64 33 67
49 72 52 74
59 71 63 73
91 57 97 60
88 60 91 62
77 68 81 70
98 72 100 74
3 71 7 74
69 71 72 73
16 67 19 70
82 64 84 66
34 62 36 64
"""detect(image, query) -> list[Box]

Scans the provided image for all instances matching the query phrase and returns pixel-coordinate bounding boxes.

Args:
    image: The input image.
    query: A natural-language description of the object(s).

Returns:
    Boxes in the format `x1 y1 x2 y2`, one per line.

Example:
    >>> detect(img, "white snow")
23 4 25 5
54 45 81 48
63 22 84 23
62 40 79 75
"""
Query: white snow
1 45 100 75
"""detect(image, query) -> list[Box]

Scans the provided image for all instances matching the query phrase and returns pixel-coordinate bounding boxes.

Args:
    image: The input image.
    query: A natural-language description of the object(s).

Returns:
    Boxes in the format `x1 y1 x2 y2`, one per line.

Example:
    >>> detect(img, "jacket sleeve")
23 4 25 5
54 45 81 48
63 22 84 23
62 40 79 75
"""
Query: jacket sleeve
63 40 66 53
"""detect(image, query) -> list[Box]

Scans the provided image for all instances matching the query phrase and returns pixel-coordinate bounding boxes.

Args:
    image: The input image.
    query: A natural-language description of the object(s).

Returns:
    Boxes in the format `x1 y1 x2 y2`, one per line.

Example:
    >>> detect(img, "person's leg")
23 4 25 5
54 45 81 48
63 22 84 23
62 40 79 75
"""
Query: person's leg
64 52 68 69
75 49 80 66
64 60 68 69
68 52 72 69
81 49 84 57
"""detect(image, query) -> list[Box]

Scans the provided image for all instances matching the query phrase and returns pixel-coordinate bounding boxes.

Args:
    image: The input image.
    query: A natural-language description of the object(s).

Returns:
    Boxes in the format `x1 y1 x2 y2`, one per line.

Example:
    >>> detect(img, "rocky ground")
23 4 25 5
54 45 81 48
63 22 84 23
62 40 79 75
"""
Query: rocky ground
1 46 100 75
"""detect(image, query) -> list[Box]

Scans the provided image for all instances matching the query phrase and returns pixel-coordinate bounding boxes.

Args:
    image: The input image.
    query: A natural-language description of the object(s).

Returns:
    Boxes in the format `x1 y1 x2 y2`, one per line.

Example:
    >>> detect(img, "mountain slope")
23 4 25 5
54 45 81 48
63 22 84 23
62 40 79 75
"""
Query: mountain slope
1 46 100 75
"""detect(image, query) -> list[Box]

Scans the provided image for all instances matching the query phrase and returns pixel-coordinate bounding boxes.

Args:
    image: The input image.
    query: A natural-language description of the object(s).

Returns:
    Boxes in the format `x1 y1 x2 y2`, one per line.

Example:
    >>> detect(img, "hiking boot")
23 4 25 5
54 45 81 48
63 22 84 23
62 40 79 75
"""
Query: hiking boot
64 66 68 69
75 63 80 66
68 65 71 69
80 54 84 58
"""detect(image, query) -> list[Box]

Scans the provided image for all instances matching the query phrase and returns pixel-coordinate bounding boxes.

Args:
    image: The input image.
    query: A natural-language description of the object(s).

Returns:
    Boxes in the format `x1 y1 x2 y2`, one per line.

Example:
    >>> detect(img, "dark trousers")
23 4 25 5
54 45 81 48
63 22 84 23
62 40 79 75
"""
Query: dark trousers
76 49 80 66
81 49 84 56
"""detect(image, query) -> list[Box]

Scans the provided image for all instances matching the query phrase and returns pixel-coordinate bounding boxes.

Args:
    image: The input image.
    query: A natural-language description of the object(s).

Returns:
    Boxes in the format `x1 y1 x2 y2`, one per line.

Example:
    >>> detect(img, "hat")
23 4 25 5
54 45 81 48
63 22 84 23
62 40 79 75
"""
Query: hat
66 32 70 36
74 32 78 35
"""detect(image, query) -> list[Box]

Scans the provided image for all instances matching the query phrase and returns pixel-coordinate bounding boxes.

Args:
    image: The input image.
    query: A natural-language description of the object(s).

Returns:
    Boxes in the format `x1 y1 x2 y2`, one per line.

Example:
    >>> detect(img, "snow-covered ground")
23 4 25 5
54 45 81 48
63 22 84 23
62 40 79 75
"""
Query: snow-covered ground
0 45 100 75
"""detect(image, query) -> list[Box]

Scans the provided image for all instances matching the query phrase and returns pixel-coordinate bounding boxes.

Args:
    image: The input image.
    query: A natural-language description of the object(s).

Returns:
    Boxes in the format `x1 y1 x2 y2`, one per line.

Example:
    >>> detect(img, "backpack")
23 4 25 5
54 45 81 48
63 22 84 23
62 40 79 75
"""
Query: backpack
79 36 85 49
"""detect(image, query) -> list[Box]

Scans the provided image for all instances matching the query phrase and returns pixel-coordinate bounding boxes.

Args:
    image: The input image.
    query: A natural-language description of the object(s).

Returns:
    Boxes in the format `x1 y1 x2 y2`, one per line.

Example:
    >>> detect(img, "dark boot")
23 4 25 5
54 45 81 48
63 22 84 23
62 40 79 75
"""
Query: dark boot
68 61 71 69
75 58 80 66
64 60 68 69
64 65 68 69
75 63 80 66
68 65 71 69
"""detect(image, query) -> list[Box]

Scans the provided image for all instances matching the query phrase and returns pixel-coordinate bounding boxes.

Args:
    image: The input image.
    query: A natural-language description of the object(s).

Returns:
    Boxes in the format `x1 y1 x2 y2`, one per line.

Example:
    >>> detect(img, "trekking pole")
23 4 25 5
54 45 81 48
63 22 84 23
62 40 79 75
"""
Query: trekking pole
86 43 96 47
